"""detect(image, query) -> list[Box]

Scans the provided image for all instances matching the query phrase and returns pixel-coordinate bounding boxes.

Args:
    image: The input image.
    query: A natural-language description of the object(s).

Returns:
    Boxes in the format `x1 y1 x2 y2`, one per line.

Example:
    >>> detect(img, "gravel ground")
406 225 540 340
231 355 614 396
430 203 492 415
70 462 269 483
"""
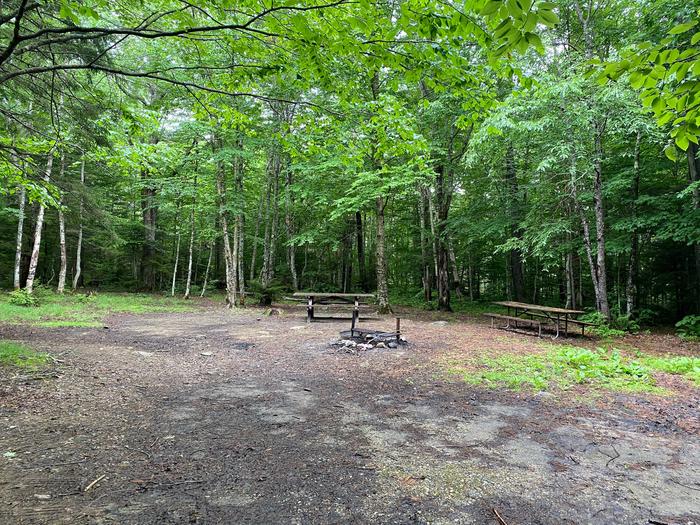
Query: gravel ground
1 305 698 524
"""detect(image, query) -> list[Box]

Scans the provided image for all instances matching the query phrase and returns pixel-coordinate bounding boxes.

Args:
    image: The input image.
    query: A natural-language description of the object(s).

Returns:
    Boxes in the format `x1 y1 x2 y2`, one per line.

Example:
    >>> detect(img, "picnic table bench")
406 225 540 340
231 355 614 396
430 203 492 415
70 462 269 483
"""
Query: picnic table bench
485 301 594 338
292 292 376 323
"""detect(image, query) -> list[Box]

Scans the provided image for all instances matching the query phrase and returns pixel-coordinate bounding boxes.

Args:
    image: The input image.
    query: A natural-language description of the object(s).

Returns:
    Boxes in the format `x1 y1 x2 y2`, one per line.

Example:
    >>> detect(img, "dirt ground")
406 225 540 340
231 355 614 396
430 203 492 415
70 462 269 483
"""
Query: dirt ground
1 304 699 524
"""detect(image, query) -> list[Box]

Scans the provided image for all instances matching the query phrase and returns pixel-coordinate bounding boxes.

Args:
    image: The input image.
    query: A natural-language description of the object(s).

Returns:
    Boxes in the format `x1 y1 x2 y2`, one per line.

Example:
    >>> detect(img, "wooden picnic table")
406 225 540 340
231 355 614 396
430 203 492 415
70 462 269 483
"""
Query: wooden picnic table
292 292 376 323
490 301 587 338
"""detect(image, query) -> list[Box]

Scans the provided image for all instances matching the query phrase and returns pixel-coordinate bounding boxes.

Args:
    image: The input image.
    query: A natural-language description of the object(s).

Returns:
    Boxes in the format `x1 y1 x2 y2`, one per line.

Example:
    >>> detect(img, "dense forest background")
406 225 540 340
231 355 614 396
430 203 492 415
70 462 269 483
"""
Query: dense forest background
0 0 699 325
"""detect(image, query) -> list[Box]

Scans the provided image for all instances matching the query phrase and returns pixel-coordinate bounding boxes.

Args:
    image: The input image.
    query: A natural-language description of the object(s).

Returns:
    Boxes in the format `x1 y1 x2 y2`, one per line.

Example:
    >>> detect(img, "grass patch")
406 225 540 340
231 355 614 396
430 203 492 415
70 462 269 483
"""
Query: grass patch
446 345 700 394
0 291 198 328
0 341 49 369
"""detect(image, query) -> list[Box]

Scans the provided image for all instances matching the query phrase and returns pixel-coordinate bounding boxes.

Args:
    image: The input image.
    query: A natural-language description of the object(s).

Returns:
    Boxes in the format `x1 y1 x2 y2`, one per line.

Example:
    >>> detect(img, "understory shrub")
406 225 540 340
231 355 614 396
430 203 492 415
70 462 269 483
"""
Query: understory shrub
676 315 700 340
8 289 39 307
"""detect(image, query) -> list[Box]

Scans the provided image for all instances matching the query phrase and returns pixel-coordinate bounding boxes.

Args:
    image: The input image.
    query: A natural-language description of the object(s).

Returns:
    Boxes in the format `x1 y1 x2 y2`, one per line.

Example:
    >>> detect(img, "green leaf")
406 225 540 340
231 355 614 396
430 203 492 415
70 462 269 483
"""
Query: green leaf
664 145 678 161
481 0 502 16
669 21 698 35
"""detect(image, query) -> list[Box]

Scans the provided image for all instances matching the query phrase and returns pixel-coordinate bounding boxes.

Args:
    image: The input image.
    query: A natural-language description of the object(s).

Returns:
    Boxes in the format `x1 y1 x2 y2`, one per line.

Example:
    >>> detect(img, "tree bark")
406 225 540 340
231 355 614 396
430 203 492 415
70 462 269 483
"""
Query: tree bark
505 144 525 302
250 193 264 281
687 142 700 310
171 202 181 297
285 166 298 290
355 211 368 293
140 167 157 291
13 185 25 290
25 151 54 294
57 152 67 293
593 123 610 319
184 177 196 299
215 145 237 307
261 149 280 287
72 159 85 290
200 242 214 297
375 196 391 312
626 131 642 317
418 189 432 302
434 166 452 312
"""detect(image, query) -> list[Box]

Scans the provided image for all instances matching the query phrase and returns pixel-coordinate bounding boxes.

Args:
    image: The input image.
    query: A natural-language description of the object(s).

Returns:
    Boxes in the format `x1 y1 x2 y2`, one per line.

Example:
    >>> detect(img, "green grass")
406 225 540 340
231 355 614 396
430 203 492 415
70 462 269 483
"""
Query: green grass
446 345 700 394
0 291 198 328
0 341 49 369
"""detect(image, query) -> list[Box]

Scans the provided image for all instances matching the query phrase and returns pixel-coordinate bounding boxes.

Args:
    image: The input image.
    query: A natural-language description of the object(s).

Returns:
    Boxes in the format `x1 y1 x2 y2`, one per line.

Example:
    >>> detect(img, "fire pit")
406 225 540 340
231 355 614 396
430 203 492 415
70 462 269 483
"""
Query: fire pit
332 315 407 351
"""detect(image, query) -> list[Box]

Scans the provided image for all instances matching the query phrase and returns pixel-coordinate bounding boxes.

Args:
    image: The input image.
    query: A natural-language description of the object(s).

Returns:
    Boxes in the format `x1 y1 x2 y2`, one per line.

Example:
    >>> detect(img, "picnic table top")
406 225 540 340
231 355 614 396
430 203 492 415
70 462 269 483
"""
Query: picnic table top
292 292 376 298
493 301 585 315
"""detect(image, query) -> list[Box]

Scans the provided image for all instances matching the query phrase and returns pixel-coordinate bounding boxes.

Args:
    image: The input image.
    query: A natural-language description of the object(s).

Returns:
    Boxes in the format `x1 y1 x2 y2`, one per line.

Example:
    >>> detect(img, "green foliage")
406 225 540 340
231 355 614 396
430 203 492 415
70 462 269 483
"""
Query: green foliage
675 315 700 340
447 346 700 393
0 341 49 369
639 355 700 385
7 289 39 307
247 279 287 307
0 292 196 327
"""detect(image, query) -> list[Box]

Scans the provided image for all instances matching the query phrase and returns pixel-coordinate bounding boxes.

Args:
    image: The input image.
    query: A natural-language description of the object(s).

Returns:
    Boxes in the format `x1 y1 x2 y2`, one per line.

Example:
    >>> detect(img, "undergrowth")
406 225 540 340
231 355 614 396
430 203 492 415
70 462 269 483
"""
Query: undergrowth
446 345 700 394
0 341 49 369
0 291 197 327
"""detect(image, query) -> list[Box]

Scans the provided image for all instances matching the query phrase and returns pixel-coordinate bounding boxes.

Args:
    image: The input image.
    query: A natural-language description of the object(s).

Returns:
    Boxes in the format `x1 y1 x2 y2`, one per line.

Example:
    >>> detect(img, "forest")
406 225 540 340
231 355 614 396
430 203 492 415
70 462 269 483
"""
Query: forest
1 0 699 326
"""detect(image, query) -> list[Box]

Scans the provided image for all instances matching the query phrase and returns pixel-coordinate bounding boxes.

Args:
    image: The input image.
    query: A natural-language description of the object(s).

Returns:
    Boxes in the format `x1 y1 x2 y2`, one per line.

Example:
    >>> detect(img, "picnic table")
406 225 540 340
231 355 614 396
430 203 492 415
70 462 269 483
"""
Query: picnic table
292 292 376 323
485 301 593 338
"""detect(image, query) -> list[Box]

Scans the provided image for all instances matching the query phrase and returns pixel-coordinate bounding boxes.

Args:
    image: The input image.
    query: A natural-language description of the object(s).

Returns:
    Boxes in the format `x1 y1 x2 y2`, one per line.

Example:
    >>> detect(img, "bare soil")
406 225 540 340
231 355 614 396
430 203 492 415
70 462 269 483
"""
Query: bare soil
1 305 699 524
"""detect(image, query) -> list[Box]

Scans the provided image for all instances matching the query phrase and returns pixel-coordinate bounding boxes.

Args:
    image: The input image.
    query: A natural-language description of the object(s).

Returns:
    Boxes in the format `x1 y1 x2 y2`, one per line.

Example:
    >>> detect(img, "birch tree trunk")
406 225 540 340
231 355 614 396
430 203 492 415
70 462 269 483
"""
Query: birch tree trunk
216 167 236 306
13 185 25 290
73 159 85 290
626 131 642 317
57 152 67 293
593 124 610 319
200 242 213 297
25 152 54 294
171 216 181 297
184 194 196 299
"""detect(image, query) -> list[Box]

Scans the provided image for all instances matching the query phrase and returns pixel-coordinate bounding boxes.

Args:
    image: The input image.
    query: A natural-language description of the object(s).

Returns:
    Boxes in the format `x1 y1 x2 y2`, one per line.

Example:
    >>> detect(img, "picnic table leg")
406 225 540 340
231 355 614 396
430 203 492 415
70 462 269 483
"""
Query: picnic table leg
555 314 560 338
307 296 314 323
565 315 568 337
354 295 360 321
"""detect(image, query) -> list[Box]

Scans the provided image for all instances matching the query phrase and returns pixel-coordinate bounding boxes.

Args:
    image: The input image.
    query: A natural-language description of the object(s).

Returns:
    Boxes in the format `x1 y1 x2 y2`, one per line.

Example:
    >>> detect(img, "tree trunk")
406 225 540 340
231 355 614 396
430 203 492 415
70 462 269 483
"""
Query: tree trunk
375 197 391 313
433 165 452 312
250 193 264 281
171 206 181 297
593 123 610 319
505 143 526 302
687 143 700 311
261 149 281 287
13 185 25 290
57 152 67 293
140 168 157 291
356 211 368 293
418 190 431 302
200 242 213 297
285 167 298 290
626 131 642 317
72 159 85 290
25 152 54 294
184 184 196 299
216 154 237 307
565 249 576 310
